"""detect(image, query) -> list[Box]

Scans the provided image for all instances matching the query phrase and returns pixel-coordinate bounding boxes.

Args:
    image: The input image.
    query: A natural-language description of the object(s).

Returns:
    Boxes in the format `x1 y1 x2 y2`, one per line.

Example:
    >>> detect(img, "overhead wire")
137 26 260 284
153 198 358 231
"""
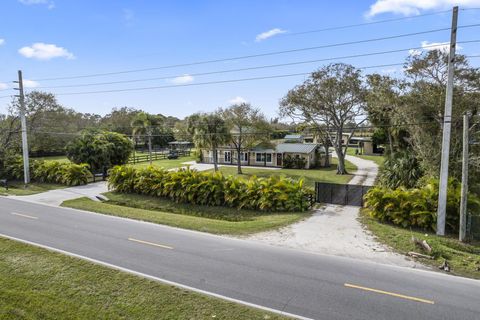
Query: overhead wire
28 26 471 82
26 41 480 90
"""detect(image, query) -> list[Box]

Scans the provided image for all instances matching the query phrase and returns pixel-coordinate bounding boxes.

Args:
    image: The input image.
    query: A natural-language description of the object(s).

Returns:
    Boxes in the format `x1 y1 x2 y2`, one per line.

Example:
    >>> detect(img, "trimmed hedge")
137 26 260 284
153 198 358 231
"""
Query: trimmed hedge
364 179 480 233
3 156 91 186
108 165 313 212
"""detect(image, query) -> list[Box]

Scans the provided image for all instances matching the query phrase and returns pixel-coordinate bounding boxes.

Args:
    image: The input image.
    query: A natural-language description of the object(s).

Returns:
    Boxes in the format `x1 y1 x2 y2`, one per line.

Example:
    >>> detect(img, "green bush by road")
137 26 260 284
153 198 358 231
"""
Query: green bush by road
0 237 287 319
109 166 313 212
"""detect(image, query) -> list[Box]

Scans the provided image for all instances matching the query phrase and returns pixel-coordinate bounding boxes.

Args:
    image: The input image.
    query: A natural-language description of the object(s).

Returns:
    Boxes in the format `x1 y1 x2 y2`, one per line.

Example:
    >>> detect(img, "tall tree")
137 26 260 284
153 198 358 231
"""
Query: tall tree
193 114 230 172
220 103 269 174
101 107 140 135
365 74 407 154
280 63 366 174
131 112 154 164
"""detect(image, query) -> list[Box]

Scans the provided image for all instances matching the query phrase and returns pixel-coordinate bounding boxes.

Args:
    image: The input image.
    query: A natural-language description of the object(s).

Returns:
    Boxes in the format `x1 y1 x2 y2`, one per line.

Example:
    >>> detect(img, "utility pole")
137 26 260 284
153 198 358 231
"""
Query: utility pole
437 6 458 236
13 70 31 185
459 113 469 242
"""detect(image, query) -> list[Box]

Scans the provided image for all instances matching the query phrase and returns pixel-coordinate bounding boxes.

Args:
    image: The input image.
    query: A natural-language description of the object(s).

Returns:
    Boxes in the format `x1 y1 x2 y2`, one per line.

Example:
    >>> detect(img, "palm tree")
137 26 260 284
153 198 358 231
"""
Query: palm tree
193 114 230 172
131 112 153 164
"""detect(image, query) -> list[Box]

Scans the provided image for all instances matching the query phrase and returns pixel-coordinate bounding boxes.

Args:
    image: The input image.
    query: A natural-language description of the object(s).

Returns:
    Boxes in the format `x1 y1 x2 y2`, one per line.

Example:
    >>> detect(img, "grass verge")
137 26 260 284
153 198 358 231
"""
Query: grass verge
62 193 309 235
0 181 65 196
360 209 480 279
131 155 195 170
213 157 357 188
0 237 287 320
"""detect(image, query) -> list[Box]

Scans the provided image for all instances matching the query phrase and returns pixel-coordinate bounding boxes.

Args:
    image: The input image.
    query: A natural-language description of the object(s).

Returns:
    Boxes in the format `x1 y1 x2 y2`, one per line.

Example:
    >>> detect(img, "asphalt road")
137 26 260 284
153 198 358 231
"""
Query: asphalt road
1 197 479 320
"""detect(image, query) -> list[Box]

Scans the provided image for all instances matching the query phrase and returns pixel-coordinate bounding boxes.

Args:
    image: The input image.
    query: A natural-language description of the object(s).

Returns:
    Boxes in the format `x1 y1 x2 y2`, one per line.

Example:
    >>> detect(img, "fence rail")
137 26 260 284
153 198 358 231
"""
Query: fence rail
128 150 191 164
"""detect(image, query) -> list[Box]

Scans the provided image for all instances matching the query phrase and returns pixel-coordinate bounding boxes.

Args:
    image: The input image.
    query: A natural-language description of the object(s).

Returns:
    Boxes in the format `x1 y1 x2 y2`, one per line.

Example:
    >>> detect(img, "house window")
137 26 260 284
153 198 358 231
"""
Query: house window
240 152 248 161
256 153 272 162
224 151 231 162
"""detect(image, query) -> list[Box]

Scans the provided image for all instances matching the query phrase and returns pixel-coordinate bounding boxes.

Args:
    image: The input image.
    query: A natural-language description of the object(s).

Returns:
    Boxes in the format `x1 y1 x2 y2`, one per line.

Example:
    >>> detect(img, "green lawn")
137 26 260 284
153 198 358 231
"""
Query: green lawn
131 155 195 170
62 193 309 235
0 181 65 196
213 157 356 188
346 148 385 167
360 209 480 279
31 155 70 163
0 237 287 320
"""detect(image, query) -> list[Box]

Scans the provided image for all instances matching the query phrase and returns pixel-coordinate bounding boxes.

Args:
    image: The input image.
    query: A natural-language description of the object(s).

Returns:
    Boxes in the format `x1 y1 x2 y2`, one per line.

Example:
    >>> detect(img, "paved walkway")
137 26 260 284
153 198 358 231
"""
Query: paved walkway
246 154 419 268
8 182 108 206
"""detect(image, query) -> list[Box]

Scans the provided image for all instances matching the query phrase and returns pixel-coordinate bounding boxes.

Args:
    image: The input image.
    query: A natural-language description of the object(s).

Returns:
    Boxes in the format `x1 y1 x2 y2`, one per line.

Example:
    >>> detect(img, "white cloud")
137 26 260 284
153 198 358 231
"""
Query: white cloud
366 0 480 17
23 80 40 88
169 74 194 85
0 83 8 90
19 0 55 9
408 40 462 55
228 96 247 104
19 43 75 60
0 39 5 46
408 48 423 56
255 28 287 42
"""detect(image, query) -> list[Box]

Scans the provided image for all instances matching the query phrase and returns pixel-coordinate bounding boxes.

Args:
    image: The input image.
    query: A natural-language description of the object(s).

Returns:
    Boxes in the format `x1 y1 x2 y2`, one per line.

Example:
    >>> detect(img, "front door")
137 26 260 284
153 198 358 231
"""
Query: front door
224 151 231 163
277 153 282 167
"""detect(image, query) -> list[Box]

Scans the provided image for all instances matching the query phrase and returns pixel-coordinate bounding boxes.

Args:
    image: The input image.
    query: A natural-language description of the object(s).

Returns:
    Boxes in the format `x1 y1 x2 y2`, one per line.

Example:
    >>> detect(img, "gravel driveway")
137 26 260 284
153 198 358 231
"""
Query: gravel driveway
245 154 419 268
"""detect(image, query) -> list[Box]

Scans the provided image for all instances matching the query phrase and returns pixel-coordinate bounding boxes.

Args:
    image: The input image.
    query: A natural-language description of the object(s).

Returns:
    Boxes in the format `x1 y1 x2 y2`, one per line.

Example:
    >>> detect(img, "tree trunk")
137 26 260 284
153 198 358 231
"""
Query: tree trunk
387 130 394 155
324 141 330 167
213 147 218 172
336 131 347 175
236 147 242 174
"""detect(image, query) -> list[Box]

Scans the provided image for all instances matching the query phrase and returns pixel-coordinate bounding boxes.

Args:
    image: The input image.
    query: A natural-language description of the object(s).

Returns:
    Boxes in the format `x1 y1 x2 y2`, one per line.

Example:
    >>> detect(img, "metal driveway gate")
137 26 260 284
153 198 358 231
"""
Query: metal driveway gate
315 182 372 206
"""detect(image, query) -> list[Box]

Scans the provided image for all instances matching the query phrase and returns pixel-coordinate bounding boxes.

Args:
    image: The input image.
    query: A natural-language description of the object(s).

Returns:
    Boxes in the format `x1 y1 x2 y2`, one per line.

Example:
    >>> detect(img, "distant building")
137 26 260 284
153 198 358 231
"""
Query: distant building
200 142 330 169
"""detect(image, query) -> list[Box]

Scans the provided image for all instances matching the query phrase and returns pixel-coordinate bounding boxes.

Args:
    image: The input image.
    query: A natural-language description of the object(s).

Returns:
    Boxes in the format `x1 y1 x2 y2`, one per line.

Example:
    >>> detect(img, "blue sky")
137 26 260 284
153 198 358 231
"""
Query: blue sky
1 0 479 119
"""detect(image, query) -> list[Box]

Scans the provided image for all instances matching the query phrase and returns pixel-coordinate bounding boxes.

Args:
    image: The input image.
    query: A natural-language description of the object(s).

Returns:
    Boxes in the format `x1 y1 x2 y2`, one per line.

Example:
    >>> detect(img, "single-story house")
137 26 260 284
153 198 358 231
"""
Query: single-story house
200 143 330 169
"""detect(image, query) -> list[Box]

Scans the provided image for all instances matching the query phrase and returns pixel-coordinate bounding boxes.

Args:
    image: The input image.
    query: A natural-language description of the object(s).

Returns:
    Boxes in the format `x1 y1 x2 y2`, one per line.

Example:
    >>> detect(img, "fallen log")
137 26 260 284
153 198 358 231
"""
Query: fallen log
407 251 434 260
411 236 432 253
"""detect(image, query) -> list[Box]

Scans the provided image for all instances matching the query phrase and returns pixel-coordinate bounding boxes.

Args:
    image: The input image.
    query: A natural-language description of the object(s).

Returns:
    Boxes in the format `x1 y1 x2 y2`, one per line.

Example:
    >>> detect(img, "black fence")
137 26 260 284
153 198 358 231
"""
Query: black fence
314 182 372 206
467 214 480 241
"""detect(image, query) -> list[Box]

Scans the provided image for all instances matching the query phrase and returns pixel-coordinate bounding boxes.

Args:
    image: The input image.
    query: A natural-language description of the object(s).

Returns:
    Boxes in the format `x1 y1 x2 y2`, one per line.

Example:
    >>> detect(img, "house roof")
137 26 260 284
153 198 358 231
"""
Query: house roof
350 137 372 142
284 134 303 140
275 143 319 154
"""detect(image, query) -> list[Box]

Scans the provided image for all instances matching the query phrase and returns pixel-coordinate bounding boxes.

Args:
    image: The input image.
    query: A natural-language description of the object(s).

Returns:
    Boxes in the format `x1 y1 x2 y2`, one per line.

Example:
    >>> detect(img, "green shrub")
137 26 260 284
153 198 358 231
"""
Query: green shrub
3 156 91 186
108 165 313 212
379 151 423 189
283 155 307 169
364 179 480 233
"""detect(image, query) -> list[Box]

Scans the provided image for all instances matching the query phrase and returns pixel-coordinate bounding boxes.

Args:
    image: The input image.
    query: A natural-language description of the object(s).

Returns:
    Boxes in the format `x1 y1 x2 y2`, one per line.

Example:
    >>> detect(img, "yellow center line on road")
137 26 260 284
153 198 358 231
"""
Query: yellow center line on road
344 283 435 305
11 212 38 220
128 237 173 250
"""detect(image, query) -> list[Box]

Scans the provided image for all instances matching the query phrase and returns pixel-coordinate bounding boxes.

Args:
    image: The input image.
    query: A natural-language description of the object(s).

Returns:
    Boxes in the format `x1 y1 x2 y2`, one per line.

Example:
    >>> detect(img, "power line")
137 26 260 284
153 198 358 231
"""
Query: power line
28 40 480 90
29 26 469 82
26 120 462 138
283 9 453 36
42 62 404 96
